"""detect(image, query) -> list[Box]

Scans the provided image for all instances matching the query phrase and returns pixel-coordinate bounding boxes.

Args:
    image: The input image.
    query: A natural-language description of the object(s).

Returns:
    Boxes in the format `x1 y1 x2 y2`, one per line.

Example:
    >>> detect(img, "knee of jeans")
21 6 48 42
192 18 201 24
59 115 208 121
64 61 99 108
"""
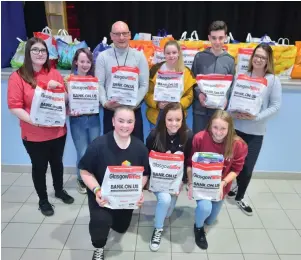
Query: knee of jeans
196 200 212 215
157 193 172 207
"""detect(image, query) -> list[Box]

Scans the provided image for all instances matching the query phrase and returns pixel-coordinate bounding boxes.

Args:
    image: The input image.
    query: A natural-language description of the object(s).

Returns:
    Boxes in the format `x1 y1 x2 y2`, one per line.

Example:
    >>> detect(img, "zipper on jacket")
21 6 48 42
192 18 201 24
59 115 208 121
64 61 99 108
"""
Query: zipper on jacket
213 56 218 73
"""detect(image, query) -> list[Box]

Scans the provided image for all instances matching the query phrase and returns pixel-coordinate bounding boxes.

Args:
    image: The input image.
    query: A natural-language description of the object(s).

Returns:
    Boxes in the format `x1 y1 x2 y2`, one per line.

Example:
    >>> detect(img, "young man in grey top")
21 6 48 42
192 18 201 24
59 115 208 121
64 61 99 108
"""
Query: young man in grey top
95 21 149 141
191 21 235 134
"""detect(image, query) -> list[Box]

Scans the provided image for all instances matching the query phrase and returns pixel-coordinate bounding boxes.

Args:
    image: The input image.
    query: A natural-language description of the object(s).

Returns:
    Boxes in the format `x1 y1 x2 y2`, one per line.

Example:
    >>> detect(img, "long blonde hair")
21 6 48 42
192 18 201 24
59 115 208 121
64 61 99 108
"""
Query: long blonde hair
206 110 244 159
163 40 185 72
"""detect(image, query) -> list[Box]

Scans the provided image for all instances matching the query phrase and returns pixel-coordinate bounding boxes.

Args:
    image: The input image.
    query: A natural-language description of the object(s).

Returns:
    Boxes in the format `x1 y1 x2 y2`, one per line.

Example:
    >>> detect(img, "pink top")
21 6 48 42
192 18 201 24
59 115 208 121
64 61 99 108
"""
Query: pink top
7 68 67 142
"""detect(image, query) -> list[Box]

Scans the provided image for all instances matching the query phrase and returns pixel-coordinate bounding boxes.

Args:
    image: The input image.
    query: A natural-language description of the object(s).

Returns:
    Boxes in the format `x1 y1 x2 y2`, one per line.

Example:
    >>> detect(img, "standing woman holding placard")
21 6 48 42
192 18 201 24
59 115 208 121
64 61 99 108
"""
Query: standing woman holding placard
144 40 196 128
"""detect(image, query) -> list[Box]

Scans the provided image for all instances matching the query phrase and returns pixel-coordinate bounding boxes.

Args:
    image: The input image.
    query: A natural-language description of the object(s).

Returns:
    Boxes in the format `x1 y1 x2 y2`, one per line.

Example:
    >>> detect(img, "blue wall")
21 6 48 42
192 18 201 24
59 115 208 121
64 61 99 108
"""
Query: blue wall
1 79 301 172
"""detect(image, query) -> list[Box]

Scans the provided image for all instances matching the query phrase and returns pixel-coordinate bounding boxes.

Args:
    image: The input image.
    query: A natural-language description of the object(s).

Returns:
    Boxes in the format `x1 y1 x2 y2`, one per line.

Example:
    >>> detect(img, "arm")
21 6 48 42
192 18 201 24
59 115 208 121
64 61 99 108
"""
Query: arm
80 169 102 191
10 109 33 124
255 76 282 121
95 53 108 106
136 52 149 106
191 53 202 98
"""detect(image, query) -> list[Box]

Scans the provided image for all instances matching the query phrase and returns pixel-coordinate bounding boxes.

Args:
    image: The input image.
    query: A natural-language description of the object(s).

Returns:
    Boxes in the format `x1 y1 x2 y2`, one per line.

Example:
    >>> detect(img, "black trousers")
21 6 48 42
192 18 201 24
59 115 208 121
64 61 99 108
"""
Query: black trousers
103 107 144 142
235 130 264 200
22 135 66 200
88 196 133 248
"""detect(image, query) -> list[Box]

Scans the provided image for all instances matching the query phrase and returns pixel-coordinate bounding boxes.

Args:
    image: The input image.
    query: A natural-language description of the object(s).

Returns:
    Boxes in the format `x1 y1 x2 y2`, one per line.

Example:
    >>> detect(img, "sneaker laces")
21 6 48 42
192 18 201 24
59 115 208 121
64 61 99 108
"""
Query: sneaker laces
94 248 104 260
238 199 250 207
152 229 163 244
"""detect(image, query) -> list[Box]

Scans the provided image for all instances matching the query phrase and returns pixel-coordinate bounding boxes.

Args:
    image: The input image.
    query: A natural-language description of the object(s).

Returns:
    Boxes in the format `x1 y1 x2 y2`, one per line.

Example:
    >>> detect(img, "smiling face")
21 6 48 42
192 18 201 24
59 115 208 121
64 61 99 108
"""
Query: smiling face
252 47 268 71
112 109 135 138
208 30 226 53
76 52 92 76
30 42 47 66
110 21 131 49
165 109 183 135
164 44 179 67
210 118 229 143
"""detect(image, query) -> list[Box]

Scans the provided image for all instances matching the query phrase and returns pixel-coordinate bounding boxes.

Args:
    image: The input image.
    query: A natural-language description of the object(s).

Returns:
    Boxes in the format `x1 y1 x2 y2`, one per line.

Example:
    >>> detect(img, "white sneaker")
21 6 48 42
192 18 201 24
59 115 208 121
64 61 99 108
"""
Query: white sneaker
92 248 104 260
149 228 163 252
236 199 253 216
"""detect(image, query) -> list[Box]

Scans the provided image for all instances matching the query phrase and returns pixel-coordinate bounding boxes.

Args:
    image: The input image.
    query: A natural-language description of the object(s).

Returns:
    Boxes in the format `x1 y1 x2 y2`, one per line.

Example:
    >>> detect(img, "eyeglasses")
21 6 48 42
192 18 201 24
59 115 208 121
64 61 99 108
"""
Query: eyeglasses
30 48 47 55
253 54 268 61
111 32 130 37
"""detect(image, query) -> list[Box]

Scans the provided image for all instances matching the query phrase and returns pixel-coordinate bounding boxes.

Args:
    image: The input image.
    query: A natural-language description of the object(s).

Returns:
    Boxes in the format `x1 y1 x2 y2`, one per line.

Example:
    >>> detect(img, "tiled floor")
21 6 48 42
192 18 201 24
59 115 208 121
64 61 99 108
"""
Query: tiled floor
2 172 301 260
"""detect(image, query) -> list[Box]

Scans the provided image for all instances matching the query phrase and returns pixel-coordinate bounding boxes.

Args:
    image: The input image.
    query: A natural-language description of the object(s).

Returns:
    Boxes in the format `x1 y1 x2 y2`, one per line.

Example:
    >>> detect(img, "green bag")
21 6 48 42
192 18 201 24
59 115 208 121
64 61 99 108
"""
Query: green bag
10 38 26 68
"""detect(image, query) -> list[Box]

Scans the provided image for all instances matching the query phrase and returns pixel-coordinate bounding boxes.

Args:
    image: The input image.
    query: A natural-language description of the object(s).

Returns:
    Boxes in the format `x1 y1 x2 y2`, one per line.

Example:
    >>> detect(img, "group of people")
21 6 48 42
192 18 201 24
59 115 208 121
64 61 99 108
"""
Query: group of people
7 20 282 260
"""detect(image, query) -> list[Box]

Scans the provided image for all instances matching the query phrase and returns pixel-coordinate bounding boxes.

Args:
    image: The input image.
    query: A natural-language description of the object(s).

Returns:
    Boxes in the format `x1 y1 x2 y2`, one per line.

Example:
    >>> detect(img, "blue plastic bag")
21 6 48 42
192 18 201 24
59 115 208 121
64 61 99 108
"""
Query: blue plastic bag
57 39 88 69
92 37 111 64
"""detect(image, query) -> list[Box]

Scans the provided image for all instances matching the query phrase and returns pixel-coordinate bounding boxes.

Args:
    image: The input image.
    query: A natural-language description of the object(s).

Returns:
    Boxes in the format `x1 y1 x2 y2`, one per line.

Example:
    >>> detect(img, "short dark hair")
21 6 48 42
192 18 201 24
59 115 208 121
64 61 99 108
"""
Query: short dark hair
208 21 228 34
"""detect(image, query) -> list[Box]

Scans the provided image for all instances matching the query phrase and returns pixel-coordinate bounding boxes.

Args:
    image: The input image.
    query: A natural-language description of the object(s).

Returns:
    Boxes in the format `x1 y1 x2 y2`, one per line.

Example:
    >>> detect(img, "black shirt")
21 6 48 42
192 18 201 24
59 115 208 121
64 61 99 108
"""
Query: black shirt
145 128 194 180
79 131 149 207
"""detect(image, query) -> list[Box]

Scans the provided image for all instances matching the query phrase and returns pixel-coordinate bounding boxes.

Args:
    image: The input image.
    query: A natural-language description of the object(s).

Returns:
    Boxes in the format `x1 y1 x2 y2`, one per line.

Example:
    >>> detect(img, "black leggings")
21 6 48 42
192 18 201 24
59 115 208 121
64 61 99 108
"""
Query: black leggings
88 195 133 248
235 130 264 200
22 135 66 200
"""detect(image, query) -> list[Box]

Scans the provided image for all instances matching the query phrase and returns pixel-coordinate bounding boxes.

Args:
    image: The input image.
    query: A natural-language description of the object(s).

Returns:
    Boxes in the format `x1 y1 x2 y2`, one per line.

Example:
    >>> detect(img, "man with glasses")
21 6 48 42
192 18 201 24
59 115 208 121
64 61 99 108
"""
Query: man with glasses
191 21 235 134
95 21 149 141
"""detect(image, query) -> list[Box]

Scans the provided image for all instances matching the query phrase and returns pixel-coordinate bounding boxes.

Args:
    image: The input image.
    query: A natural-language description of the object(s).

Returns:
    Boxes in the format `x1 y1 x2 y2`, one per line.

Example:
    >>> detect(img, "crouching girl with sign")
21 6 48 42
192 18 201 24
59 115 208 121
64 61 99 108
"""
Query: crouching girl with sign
146 102 194 252
187 110 247 250
78 106 149 260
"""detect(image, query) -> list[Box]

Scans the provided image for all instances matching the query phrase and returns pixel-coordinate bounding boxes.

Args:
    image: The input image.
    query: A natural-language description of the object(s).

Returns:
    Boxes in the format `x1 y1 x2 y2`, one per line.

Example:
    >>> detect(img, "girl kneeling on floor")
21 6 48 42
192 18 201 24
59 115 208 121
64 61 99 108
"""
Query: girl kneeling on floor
187 110 248 250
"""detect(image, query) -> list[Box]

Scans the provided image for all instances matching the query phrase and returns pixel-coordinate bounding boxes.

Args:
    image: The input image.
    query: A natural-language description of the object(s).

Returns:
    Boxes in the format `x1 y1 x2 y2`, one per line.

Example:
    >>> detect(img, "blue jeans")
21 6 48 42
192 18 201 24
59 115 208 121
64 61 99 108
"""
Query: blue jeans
154 192 178 229
195 199 224 228
70 114 100 180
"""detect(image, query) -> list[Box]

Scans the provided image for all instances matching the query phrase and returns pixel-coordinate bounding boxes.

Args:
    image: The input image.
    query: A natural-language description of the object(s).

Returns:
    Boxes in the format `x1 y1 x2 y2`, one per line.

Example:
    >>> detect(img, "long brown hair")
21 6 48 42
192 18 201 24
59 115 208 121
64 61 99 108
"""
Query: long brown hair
248 43 275 75
164 40 185 72
71 48 95 76
17 37 51 88
153 102 188 152
206 110 244 159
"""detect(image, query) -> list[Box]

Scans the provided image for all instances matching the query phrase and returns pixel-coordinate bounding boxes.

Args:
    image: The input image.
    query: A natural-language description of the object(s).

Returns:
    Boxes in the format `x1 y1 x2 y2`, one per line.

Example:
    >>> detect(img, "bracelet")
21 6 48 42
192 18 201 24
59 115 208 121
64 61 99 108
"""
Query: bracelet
93 186 101 195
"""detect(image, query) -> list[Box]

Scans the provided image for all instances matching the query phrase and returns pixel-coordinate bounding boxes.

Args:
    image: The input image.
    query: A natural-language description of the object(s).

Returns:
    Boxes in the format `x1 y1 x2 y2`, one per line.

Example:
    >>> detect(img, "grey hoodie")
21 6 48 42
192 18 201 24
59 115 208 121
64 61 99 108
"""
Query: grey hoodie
191 48 235 115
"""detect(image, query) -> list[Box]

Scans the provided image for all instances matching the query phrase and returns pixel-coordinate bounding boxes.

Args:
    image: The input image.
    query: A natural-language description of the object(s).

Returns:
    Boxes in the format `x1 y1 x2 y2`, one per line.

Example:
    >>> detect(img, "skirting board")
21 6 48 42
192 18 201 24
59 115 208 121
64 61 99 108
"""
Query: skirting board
2 164 301 180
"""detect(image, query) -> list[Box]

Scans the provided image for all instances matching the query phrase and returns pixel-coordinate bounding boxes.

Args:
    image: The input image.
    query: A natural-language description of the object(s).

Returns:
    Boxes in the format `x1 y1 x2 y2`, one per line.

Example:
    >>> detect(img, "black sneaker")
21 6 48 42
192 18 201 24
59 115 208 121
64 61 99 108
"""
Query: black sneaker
228 186 238 198
149 228 163 251
194 224 208 250
92 248 104 260
55 189 74 204
77 179 87 194
236 199 253 216
39 199 54 216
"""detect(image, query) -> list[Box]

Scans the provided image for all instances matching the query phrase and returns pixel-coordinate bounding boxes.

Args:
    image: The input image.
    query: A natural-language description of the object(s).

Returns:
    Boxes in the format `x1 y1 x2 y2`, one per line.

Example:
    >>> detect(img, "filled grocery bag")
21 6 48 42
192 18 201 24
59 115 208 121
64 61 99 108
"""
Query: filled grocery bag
30 83 66 127
67 75 100 115
191 152 224 201
196 74 233 109
181 46 200 69
228 74 268 116
10 38 26 68
54 29 72 44
129 40 155 67
291 41 301 79
34 26 58 60
152 46 165 65
152 29 171 47
149 151 184 194
92 37 111 64
101 166 144 209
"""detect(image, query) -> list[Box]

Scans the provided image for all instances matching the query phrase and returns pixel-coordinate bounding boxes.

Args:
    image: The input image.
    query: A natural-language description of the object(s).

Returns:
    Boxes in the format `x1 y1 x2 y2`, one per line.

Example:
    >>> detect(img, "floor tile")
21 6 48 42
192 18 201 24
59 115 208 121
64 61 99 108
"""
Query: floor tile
43 204 81 224
12 173 35 187
28 223 72 249
2 185 10 194
267 229 301 254
64 225 94 250
59 250 93 260
244 255 280 260
20 249 61 260
287 180 301 193
2 186 34 203
2 223 40 248
274 193 301 210
249 193 281 209
235 229 276 254
136 226 170 252
298 230 301 236
224 196 253 209
170 207 194 227
1 248 25 260
173 253 208 260
206 228 241 253
26 190 57 204
279 256 301 260
208 254 244 260
1 202 23 222
105 251 135 260
64 175 78 188
247 179 271 194
106 226 138 251
256 209 295 229
74 205 89 224
2 222 9 232
135 252 171 260
11 203 46 223
228 208 264 229
265 180 296 193
170 227 207 253
1 172 22 185
53 188 86 205
139 203 169 227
